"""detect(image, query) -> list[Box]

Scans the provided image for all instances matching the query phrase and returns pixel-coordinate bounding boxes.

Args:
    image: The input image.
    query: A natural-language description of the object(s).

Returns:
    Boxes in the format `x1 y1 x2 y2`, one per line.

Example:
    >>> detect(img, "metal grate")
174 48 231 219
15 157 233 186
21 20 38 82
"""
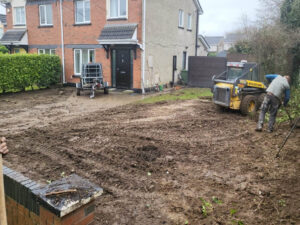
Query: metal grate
81 63 103 87
213 87 231 107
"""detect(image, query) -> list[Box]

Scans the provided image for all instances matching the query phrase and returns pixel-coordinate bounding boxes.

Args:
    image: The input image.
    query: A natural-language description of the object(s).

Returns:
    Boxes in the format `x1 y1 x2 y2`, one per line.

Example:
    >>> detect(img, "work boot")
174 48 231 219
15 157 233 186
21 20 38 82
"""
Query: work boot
255 123 263 132
267 128 273 133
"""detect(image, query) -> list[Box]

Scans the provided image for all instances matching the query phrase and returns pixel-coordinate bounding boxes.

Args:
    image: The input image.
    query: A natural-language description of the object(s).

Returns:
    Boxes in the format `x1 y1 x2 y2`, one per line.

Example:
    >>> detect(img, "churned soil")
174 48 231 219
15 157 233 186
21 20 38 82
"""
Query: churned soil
1 88 299 225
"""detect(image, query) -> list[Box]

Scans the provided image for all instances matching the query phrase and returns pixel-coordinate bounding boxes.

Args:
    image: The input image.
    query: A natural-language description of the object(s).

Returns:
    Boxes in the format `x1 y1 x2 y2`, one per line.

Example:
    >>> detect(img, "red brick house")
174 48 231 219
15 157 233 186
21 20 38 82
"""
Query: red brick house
1 0 203 92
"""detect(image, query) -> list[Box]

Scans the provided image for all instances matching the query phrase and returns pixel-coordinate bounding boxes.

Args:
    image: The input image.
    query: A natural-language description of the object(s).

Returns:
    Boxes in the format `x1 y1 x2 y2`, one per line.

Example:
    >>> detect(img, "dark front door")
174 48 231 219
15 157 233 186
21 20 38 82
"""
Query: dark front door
116 49 131 89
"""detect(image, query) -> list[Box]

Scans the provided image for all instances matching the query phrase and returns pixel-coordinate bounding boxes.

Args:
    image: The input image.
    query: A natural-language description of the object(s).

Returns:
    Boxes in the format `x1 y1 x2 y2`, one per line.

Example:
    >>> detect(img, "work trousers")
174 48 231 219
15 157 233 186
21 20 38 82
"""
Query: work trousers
258 94 280 130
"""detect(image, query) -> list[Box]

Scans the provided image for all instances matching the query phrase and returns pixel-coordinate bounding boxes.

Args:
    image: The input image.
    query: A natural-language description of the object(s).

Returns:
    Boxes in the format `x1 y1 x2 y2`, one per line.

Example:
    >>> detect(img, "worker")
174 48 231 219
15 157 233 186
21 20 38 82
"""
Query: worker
256 74 291 132
0 137 8 155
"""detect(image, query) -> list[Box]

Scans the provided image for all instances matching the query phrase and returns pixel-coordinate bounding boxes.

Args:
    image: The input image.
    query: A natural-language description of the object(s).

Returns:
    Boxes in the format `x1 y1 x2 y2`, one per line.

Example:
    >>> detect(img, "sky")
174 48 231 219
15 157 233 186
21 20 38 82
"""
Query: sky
199 0 261 36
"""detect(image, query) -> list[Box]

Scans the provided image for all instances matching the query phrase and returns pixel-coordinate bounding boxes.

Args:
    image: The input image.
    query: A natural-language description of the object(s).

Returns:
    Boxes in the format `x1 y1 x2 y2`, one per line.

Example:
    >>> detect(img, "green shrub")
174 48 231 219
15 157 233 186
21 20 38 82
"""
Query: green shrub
0 45 9 54
277 87 300 123
0 54 61 93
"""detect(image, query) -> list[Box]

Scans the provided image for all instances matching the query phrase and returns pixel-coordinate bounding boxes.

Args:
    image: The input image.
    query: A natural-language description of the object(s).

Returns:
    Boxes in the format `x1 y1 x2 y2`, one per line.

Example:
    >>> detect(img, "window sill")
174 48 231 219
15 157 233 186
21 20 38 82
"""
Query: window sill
73 23 92 26
187 29 192 32
38 25 53 28
107 17 127 21
72 74 81 78
14 24 26 26
178 26 184 29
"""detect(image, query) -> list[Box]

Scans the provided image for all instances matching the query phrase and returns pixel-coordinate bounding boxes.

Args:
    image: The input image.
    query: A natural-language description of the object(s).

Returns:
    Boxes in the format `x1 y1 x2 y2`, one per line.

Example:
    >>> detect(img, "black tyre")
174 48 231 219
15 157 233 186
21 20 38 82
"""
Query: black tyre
104 87 109 94
257 93 266 110
240 95 257 116
76 88 81 96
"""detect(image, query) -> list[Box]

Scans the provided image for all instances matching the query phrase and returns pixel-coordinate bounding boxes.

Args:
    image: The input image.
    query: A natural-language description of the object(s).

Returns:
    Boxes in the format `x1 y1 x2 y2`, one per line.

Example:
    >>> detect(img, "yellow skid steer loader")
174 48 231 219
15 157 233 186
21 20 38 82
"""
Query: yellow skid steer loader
212 61 267 115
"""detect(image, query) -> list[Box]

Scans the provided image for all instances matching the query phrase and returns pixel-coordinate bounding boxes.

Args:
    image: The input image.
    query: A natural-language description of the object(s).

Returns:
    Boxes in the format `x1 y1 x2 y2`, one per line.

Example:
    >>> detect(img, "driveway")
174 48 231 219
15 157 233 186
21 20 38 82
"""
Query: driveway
0 87 144 135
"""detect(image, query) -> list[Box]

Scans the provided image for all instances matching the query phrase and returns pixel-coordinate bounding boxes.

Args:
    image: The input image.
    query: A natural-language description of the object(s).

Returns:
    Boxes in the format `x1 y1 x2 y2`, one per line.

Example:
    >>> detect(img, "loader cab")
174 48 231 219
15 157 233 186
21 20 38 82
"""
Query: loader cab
227 67 243 80
226 61 259 82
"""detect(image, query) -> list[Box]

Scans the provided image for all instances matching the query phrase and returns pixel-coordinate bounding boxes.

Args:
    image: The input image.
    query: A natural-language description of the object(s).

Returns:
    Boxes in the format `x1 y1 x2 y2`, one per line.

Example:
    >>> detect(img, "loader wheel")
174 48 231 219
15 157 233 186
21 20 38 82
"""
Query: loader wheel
257 93 266 110
104 87 109 94
76 88 81 96
240 95 257 116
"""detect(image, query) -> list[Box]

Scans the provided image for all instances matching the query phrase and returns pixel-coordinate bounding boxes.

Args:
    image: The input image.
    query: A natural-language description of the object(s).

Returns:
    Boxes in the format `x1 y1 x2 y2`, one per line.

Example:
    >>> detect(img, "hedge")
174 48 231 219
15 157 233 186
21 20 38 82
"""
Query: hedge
0 54 61 93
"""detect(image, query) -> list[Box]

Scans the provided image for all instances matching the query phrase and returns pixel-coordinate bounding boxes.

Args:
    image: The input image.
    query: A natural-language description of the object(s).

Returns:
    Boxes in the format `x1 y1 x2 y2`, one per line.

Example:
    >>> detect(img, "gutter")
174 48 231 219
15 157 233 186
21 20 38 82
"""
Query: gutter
198 35 210 50
60 0 66 84
141 0 146 94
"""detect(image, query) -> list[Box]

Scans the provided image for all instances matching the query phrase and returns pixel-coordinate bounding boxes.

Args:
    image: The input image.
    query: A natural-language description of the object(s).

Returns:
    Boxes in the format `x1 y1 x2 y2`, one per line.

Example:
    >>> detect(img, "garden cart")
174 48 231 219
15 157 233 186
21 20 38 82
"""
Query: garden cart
76 63 109 98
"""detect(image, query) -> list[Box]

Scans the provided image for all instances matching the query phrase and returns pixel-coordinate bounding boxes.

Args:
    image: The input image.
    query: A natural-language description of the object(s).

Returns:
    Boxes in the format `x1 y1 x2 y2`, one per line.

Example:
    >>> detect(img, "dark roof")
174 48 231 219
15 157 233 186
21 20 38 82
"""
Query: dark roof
98 24 137 40
0 14 6 24
0 29 26 42
205 36 224 46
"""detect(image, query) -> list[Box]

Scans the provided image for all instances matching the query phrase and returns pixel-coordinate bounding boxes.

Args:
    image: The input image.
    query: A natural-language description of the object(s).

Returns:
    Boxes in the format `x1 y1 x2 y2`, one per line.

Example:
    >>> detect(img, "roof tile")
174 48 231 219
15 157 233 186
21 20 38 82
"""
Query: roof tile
98 24 137 40
0 29 27 42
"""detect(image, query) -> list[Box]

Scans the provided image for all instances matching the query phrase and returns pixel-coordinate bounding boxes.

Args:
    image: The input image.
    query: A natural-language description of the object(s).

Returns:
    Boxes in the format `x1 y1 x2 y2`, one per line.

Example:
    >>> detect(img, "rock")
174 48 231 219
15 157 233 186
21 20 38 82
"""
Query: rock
240 182 248 191
69 136 80 142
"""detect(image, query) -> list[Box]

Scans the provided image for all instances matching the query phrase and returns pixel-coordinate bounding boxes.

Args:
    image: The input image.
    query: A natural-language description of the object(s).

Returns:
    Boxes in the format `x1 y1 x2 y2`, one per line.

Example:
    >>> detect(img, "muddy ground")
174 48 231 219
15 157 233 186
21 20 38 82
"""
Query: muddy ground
0 88 299 225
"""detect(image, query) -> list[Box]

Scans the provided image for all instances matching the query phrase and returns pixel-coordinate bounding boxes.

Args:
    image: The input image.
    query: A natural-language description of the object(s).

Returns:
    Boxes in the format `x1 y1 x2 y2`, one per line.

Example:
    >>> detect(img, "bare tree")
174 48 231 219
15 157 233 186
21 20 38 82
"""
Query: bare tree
257 0 284 25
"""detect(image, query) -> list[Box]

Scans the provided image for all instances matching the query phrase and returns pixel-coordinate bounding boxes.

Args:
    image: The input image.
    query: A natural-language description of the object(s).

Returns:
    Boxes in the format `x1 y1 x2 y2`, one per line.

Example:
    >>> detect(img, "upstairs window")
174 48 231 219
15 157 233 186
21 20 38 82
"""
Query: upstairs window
178 10 184 28
75 0 90 24
39 5 53 26
187 14 192 30
110 0 127 18
14 7 26 25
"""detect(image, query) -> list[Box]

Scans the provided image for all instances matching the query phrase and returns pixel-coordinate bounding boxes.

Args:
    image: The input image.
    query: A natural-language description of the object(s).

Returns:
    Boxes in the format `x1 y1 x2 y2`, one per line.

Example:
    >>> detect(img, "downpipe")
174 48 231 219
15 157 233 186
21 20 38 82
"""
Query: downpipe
141 0 146 94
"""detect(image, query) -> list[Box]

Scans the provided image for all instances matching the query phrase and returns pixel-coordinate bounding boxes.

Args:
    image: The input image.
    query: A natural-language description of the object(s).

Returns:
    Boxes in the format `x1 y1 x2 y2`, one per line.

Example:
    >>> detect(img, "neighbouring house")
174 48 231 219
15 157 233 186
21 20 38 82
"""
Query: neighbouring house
0 13 6 39
216 50 227 57
1 0 203 92
197 34 209 56
223 33 244 51
205 34 244 55
205 36 223 54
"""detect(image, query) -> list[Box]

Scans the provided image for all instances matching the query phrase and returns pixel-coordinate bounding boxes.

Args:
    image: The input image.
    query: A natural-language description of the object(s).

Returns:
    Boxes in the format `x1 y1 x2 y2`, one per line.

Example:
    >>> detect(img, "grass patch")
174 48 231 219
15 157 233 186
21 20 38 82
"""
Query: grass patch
0 85 46 94
138 88 212 104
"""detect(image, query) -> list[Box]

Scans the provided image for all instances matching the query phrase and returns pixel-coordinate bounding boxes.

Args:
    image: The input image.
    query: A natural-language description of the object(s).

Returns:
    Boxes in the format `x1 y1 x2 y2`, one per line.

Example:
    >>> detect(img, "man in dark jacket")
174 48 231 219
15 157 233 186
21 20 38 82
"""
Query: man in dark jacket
256 74 291 132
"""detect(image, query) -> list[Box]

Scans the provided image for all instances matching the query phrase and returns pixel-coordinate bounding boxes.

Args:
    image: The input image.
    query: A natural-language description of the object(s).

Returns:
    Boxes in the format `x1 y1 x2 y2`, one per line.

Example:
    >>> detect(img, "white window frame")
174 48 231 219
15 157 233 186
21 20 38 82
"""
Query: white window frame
74 49 95 75
39 4 53 26
38 49 56 55
75 0 91 24
74 49 82 75
107 0 128 19
13 7 26 25
187 13 192 30
178 10 184 28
